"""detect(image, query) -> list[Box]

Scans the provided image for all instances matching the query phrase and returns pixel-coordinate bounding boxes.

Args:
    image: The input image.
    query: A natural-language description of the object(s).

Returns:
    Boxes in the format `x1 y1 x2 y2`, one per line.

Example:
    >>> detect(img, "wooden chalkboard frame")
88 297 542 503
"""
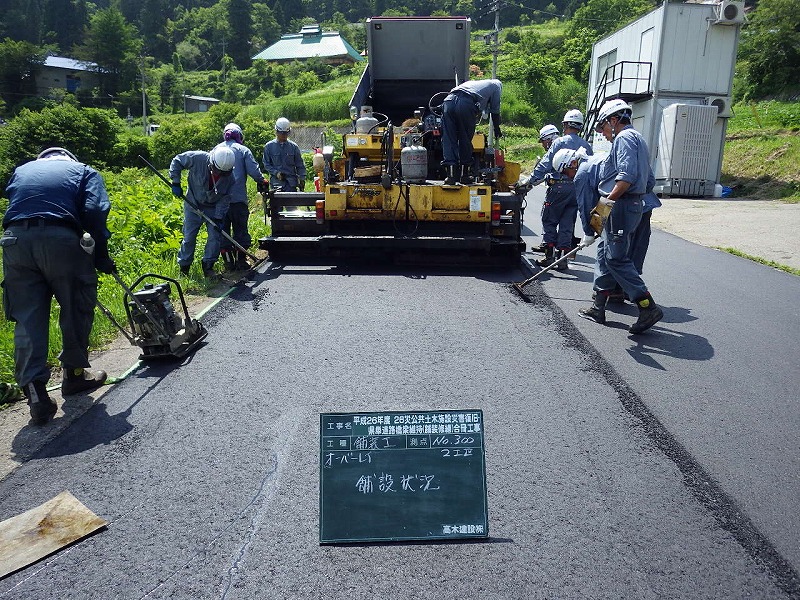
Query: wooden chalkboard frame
319 409 488 544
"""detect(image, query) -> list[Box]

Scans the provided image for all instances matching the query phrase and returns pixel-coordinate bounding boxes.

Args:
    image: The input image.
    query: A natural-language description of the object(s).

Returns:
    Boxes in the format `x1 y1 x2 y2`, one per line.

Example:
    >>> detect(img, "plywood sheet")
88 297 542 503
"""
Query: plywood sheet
0 490 107 579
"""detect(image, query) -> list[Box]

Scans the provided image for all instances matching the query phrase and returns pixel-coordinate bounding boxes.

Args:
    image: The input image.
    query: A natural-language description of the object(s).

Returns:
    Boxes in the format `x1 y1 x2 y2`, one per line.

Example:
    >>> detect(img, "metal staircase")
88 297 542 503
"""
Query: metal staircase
584 61 654 139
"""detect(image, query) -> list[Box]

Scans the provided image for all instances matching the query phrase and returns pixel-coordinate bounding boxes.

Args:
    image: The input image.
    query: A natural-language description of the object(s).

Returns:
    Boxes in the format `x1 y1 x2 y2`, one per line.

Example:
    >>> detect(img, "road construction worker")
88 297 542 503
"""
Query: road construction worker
537 124 559 152
214 123 268 271
524 110 593 270
170 145 235 278
579 99 663 334
263 118 306 192
441 78 503 185
1 147 114 425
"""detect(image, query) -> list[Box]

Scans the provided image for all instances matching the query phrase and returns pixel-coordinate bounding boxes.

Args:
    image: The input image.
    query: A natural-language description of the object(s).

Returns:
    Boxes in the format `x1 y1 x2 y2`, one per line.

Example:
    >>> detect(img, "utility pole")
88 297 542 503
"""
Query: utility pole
492 1 501 79
140 56 148 136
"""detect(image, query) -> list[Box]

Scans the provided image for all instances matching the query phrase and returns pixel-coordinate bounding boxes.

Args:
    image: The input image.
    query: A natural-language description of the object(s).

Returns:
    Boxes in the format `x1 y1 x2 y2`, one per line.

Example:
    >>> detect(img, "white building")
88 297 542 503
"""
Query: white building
586 1 745 196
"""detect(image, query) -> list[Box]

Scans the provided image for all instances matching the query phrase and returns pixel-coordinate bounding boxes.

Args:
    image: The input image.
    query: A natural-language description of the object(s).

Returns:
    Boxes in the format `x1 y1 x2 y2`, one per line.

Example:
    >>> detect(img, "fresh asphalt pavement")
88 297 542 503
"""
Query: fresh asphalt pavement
517 185 800 581
0 186 797 599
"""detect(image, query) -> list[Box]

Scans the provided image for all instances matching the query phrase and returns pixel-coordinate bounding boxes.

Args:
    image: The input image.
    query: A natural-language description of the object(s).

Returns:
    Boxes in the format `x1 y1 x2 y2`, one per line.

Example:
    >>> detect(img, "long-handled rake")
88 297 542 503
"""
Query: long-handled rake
512 243 588 302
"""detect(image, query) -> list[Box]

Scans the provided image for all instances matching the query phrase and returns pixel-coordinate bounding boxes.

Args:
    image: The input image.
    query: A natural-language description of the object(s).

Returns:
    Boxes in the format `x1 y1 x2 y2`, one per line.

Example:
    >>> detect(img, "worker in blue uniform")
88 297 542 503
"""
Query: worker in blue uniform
214 123 268 271
263 118 306 192
579 99 663 334
1 147 114 425
441 78 503 185
524 110 593 270
170 145 236 278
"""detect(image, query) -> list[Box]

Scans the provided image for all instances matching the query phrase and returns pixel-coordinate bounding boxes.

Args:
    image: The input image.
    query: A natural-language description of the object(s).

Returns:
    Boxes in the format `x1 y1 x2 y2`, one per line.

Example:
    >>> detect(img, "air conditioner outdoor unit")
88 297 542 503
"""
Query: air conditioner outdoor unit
714 0 745 25
705 96 732 118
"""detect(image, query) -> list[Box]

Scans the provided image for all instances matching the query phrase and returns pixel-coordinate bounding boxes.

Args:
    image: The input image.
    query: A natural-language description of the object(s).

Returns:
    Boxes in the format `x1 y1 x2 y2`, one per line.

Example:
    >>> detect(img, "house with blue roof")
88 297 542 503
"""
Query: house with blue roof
36 56 103 96
252 24 363 66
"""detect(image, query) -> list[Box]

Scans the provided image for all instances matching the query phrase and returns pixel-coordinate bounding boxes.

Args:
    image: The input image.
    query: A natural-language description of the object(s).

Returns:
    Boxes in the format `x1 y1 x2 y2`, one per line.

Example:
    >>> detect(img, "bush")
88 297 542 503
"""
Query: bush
0 104 128 183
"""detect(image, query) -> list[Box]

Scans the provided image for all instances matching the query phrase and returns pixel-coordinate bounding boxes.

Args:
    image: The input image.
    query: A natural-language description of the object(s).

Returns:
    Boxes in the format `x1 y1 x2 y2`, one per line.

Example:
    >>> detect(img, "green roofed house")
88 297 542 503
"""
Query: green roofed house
252 24 363 66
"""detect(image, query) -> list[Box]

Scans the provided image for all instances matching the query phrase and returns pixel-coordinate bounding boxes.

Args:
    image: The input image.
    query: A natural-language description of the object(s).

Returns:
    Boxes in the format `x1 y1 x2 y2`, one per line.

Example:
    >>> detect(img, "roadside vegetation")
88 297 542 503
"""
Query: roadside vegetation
0 0 798 401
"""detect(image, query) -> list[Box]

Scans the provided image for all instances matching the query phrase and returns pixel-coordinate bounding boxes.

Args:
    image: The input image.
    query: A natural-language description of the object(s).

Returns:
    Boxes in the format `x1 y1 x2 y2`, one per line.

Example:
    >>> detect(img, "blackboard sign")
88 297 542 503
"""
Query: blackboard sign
319 410 488 544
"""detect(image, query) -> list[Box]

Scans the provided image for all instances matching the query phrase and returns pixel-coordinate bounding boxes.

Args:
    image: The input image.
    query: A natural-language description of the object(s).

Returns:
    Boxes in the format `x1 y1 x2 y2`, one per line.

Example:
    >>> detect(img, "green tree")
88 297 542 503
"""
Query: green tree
228 0 253 69
737 0 800 99
42 0 88 53
0 39 47 113
74 8 142 96
561 0 654 82
0 0 43 44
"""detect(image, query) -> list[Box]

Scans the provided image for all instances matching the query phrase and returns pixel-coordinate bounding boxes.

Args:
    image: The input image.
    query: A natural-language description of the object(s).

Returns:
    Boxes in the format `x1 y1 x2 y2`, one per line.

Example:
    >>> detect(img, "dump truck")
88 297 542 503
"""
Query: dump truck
259 16 525 263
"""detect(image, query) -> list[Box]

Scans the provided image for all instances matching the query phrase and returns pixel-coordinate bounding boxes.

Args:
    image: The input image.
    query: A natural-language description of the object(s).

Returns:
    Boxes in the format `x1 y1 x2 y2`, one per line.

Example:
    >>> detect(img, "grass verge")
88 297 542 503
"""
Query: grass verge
717 247 800 276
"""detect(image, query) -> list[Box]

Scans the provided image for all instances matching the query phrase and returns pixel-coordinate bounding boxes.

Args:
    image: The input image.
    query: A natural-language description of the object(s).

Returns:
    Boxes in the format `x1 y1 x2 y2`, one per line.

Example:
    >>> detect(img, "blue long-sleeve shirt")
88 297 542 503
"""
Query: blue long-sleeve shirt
214 141 265 205
528 133 593 185
262 139 306 190
451 79 502 115
3 158 111 241
598 125 654 196
169 151 234 216
574 156 604 237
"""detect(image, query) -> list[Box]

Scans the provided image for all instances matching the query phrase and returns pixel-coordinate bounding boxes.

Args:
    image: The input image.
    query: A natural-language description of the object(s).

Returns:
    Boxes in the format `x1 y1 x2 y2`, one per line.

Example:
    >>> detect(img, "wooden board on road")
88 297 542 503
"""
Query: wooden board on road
0 490 107 579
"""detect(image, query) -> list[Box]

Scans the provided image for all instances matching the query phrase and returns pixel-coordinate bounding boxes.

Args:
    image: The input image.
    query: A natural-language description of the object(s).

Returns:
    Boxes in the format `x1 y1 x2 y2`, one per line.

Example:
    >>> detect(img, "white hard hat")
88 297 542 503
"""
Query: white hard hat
597 99 632 124
37 147 78 161
275 117 291 132
562 109 584 128
223 122 244 143
552 147 588 173
538 124 559 141
209 145 235 172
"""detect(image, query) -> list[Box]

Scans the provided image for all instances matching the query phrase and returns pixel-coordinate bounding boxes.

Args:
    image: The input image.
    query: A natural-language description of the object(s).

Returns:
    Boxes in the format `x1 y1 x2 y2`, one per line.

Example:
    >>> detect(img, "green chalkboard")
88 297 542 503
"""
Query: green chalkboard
319 410 488 544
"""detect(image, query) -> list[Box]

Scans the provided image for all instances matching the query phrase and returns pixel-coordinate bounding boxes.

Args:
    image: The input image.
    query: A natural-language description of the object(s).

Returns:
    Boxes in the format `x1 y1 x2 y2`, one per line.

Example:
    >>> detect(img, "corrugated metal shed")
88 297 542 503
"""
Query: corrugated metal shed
252 27 363 64
43 56 99 71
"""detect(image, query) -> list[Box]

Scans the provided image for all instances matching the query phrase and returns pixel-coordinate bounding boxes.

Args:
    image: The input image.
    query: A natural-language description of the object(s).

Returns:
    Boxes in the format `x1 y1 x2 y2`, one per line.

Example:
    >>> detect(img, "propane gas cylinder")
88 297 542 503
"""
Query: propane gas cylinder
401 143 428 183
356 106 379 134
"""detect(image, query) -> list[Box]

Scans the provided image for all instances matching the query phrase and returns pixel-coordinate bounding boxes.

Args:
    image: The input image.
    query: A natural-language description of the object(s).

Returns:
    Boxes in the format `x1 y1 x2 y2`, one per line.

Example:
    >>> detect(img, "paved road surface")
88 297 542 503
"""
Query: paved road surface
0 187 797 599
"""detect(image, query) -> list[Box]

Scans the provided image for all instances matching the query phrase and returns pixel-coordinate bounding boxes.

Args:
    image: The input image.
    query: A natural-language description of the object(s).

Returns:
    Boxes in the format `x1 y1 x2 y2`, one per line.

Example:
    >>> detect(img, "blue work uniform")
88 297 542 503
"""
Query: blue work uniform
631 190 661 274
1 157 111 387
441 79 502 166
169 151 234 269
529 133 594 249
594 125 655 301
574 156 604 238
214 140 265 251
263 138 306 191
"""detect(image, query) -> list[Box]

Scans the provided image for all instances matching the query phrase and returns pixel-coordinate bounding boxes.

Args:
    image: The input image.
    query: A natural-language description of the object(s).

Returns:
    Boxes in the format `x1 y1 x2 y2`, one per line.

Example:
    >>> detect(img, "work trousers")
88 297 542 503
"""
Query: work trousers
593 196 648 301
220 202 251 252
541 181 579 249
441 93 478 166
177 201 226 268
1 222 96 387
630 208 653 274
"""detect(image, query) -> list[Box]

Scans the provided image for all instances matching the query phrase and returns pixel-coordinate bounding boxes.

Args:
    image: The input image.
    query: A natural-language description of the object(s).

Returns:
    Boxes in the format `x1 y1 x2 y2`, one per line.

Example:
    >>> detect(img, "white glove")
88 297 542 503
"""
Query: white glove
599 196 615 208
581 234 597 248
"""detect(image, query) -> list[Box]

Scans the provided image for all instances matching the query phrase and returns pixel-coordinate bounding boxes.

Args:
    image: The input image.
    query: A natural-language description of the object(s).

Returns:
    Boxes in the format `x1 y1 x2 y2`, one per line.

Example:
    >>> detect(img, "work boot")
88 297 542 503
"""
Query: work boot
554 249 568 271
24 380 57 425
531 242 548 253
179 264 190 276
443 165 458 186
460 165 474 185
234 251 249 271
202 261 217 279
607 289 625 304
220 250 236 272
61 367 107 396
579 293 607 325
629 295 664 334
536 245 555 268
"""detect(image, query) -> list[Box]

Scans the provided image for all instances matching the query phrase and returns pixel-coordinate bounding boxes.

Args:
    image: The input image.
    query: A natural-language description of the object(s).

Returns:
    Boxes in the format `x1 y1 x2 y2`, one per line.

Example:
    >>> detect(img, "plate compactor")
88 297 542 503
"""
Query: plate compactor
98 273 207 361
